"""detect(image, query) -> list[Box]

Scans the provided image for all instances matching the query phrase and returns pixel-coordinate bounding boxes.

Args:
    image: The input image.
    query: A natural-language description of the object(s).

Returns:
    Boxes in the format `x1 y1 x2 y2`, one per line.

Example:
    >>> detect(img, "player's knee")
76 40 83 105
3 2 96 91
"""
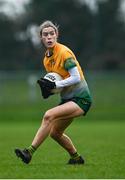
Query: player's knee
43 110 54 125
50 129 62 140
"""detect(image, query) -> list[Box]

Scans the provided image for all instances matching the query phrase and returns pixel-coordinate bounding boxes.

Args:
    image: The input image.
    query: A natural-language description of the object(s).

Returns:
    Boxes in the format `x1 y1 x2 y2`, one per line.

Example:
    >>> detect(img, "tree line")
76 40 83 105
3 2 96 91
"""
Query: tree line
0 0 125 70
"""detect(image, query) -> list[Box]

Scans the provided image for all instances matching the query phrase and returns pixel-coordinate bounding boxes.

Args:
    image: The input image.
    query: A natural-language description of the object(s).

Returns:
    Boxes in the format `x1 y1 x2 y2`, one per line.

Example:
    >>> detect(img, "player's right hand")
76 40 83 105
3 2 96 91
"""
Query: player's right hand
37 79 53 99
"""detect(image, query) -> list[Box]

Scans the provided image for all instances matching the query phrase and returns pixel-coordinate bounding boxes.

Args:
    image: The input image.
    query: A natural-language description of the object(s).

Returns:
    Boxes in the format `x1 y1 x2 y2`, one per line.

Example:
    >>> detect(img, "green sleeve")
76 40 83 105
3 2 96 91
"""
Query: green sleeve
64 58 77 71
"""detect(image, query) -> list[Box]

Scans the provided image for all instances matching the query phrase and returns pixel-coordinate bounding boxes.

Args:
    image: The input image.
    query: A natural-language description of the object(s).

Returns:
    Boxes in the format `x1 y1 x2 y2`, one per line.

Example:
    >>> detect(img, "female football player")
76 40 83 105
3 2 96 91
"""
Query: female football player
15 20 92 165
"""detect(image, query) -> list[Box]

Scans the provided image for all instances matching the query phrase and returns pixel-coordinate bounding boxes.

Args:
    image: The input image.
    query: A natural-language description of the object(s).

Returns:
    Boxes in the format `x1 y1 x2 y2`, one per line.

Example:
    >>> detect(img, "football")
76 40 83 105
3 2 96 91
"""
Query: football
44 72 63 93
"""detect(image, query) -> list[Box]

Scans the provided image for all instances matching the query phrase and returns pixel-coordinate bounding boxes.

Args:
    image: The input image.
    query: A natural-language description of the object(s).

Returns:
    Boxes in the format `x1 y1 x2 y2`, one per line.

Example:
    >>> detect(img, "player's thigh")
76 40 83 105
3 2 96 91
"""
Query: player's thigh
46 101 84 120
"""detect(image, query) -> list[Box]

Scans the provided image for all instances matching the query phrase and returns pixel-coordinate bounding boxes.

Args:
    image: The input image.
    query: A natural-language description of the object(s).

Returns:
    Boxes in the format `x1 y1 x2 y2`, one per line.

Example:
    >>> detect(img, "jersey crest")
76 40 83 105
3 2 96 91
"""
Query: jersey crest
49 59 55 66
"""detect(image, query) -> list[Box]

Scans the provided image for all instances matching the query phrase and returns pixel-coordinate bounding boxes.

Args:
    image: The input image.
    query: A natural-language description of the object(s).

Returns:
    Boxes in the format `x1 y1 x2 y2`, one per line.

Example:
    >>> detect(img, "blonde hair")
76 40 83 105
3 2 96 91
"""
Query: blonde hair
39 20 59 36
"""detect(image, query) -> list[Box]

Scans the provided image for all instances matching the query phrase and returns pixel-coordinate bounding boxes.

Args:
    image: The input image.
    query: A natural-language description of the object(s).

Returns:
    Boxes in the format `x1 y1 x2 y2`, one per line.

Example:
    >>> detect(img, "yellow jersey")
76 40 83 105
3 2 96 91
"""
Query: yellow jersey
43 42 84 80
43 42 91 102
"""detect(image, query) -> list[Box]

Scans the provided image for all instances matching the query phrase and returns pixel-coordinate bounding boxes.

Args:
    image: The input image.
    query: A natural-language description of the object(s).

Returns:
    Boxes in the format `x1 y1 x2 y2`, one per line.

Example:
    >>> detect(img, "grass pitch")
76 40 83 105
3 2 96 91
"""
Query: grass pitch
0 119 125 179
0 71 125 179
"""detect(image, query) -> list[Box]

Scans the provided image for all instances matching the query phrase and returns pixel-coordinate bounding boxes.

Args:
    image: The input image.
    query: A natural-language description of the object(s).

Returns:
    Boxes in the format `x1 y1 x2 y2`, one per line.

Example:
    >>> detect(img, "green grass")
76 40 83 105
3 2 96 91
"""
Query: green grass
0 71 125 178
0 120 125 179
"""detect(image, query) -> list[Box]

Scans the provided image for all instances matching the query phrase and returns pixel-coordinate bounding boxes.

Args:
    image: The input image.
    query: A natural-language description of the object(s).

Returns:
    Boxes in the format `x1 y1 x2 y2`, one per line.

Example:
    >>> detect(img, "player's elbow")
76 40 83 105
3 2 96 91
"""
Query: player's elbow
73 75 81 84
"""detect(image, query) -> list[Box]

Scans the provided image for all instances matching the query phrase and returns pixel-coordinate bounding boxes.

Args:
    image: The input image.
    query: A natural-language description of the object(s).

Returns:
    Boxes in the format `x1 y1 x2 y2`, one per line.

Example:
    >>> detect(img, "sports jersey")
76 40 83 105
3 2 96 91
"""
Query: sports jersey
43 42 92 102
43 42 83 79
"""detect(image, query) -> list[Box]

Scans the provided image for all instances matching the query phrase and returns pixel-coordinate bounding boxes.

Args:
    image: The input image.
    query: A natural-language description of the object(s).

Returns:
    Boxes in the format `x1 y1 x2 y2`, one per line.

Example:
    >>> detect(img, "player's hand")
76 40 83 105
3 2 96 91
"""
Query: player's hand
41 87 53 99
37 78 55 99
38 78 56 91
37 80 52 99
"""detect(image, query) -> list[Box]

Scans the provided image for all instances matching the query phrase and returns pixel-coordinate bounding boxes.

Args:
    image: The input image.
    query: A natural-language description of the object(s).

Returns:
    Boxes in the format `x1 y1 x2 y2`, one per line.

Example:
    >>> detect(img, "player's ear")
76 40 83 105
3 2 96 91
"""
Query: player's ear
39 31 42 39
56 31 59 39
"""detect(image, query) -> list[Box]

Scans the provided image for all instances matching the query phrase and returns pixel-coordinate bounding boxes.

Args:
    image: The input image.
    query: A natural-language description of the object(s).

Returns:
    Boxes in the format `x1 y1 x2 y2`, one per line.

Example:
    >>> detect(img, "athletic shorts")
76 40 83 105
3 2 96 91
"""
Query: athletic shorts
59 97 92 116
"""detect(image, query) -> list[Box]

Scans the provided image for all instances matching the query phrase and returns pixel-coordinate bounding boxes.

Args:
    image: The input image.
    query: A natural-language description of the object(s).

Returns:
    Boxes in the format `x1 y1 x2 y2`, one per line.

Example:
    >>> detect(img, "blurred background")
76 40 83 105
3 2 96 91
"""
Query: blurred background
0 1 125 178
0 0 125 121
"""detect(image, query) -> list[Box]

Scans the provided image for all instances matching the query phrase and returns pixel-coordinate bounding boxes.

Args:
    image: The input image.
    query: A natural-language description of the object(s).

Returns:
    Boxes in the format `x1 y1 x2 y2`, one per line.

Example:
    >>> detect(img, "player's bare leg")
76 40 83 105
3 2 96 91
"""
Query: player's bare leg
50 118 75 153
50 117 85 164
31 101 84 164
31 101 84 148
15 101 84 164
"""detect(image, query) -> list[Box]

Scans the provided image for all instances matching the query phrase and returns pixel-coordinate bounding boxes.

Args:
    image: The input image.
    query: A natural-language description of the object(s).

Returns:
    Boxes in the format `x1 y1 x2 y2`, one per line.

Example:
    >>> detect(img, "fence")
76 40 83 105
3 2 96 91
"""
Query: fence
0 70 125 113
0 71 125 119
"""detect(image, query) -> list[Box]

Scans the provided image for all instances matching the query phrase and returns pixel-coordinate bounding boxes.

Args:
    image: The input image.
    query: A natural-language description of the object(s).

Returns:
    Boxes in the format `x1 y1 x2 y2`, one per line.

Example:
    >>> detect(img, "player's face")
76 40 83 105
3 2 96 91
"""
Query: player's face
41 27 58 48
